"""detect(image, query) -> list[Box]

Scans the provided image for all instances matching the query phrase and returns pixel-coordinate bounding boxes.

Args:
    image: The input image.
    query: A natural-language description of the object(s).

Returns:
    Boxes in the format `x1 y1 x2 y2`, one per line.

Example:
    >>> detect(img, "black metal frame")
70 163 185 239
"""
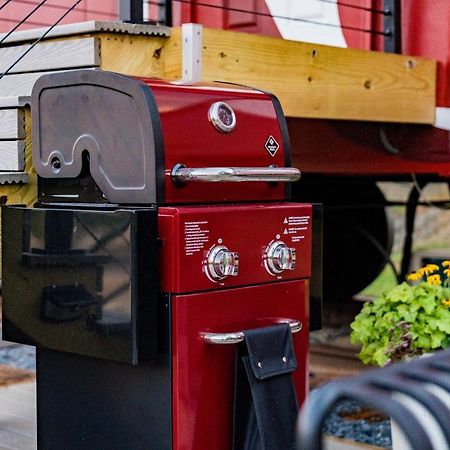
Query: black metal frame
119 0 144 23
297 349 450 450
119 0 172 25
383 0 401 53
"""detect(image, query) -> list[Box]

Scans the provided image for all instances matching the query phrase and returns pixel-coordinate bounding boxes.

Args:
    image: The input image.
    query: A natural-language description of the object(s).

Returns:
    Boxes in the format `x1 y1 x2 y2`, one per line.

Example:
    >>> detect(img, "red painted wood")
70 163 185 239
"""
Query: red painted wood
0 0 117 32
173 0 280 36
288 118 450 177
172 280 309 450
158 203 312 293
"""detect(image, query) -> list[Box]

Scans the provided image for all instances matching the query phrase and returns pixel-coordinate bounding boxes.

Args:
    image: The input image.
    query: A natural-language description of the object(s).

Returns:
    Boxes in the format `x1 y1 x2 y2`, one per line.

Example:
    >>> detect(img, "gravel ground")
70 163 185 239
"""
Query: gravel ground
323 400 392 448
0 344 36 371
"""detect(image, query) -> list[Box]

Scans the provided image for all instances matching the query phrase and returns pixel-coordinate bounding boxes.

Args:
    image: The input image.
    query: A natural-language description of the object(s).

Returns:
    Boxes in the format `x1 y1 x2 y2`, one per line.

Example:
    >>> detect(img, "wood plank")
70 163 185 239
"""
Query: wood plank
0 142 24 171
0 396 36 422
0 110 25 140
193 28 436 124
0 429 36 450
324 436 383 450
0 20 170 45
0 38 100 74
0 97 30 109
0 381 36 449
0 69 90 98
0 72 49 98
98 33 171 79
96 26 436 123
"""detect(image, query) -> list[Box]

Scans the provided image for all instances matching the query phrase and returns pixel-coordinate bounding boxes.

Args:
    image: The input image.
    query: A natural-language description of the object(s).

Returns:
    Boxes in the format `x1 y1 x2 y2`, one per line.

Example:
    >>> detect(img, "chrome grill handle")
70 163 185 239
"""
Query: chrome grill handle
202 319 302 345
171 164 301 183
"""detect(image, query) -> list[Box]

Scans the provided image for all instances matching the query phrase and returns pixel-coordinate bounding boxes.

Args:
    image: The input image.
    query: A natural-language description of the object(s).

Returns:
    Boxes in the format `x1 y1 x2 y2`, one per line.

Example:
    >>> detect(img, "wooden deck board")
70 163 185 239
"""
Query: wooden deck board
0 382 36 450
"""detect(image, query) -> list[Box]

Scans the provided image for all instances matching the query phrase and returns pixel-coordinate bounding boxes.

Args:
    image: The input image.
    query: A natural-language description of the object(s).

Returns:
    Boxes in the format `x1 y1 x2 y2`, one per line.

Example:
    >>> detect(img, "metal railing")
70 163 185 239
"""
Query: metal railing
297 349 450 450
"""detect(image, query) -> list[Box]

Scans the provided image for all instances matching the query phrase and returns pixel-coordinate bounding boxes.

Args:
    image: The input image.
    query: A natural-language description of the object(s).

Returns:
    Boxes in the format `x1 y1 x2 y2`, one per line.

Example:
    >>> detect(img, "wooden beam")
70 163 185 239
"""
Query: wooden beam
0 37 100 74
95 27 436 123
2 26 433 124
0 109 25 140
98 33 173 79
194 28 436 124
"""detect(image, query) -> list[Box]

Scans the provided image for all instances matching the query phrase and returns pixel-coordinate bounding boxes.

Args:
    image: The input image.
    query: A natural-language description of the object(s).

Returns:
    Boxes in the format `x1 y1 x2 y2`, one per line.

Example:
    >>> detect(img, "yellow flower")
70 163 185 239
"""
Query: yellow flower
426 264 440 272
407 272 422 282
442 261 450 267
418 266 433 276
442 299 450 307
444 268 450 277
427 274 442 286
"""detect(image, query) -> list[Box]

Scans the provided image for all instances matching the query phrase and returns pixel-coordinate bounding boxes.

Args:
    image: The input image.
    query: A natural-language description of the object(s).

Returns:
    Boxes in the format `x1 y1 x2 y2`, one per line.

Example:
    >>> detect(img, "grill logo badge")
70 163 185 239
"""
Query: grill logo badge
265 135 279 157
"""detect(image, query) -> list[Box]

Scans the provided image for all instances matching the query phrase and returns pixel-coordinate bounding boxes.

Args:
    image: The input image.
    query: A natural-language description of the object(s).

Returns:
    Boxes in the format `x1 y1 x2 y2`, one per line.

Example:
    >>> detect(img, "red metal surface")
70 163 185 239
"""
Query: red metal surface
142 80 288 203
158 203 312 293
171 280 309 450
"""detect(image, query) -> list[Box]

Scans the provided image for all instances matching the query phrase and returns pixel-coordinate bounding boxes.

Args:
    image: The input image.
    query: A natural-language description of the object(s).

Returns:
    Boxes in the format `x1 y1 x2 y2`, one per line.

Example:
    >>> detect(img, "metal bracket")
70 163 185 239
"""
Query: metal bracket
383 0 401 53
119 0 144 23
178 23 203 84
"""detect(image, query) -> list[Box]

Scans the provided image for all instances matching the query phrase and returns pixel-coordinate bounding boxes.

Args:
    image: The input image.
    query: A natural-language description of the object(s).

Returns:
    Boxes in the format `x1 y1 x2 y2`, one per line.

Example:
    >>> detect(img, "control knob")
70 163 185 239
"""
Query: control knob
264 240 296 275
206 245 239 281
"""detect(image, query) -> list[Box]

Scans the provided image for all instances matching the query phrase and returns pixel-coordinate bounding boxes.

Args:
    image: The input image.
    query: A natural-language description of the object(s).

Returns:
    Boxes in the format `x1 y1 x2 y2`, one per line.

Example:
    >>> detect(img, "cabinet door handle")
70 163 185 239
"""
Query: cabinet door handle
202 319 302 345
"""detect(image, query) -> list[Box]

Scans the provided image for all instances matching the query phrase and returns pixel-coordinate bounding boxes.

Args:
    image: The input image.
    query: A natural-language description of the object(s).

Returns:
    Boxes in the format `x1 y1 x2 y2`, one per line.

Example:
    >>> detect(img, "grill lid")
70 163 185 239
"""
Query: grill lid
32 70 162 204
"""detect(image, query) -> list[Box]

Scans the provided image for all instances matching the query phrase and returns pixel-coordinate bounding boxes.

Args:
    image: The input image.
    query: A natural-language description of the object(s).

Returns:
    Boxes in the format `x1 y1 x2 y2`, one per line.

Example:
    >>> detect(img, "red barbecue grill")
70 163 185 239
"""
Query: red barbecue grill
2 70 320 449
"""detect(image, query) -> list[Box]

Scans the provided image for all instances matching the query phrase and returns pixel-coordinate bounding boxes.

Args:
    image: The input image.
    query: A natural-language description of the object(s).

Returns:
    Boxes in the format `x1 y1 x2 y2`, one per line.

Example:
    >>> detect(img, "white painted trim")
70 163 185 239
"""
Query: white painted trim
0 96 30 108
0 141 25 171
0 37 100 75
0 21 171 45
0 109 25 140
0 69 93 98
435 107 450 131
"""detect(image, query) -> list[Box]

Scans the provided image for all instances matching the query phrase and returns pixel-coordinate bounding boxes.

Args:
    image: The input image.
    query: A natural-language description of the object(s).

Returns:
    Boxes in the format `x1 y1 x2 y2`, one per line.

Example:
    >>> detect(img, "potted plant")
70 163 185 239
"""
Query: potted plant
351 262 450 367
351 262 450 449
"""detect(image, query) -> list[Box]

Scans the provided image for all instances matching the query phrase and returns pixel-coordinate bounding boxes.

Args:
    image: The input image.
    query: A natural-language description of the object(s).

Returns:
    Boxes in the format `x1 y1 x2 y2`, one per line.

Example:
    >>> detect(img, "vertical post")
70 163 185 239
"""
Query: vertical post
119 0 144 23
159 0 172 26
383 0 401 53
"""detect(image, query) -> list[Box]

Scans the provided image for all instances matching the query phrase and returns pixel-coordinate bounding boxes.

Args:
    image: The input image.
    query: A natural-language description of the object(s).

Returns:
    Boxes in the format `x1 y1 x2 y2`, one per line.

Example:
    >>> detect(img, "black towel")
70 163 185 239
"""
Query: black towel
233 323 299 450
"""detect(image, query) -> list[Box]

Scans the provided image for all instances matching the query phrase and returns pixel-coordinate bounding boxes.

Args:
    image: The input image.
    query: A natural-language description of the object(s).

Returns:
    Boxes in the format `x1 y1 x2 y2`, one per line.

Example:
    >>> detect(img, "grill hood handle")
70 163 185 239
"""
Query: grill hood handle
171 164 301 183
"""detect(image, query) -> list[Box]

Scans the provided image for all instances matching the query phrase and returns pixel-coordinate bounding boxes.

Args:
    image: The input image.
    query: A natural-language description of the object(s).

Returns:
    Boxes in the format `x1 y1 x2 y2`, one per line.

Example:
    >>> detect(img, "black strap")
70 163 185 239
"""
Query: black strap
233 324 299 450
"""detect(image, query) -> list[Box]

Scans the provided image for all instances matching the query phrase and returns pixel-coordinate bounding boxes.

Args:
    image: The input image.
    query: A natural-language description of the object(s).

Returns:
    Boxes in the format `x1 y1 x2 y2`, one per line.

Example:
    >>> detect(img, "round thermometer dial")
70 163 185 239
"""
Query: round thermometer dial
208 102 236 133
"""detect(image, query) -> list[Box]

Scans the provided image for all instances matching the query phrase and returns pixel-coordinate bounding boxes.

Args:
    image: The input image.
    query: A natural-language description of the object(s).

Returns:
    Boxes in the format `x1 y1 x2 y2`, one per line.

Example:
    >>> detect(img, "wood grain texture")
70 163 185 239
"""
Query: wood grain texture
0 72 50 97
0 37 100 74
0 141 25 171
194 28 436 124
0 109 25 140
98 33 171 78
0 381 36 449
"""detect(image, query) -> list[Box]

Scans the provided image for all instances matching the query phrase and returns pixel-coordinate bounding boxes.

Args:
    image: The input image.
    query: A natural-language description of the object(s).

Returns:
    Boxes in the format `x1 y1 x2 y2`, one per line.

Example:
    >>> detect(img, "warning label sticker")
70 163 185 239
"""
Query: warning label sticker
283 215 310 243
264 135 279 157
184 221 210 256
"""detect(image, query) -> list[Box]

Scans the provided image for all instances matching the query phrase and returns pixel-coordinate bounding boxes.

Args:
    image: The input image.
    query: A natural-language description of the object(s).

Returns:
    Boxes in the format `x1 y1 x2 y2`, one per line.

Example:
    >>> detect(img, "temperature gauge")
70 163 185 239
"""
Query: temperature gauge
208 102 236 133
